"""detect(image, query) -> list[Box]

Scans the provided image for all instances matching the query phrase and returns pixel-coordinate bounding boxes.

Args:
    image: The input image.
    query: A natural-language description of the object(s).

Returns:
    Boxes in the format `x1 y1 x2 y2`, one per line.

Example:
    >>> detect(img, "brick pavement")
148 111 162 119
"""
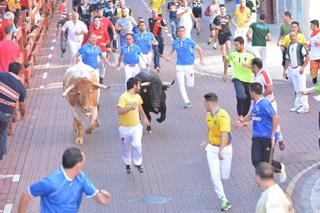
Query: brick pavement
0 1 320 213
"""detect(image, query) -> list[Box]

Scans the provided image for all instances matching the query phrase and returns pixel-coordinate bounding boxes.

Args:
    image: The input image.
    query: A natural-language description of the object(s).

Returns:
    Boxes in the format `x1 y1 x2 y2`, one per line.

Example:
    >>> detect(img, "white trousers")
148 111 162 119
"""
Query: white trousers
234 27 248 46
119 124 143 166
68 40 82 65
99 52 107 79
287 66 309 109
206 144 233 200
252 46 267 67
124 64 140 83
140 52 152 71
176 65 194 104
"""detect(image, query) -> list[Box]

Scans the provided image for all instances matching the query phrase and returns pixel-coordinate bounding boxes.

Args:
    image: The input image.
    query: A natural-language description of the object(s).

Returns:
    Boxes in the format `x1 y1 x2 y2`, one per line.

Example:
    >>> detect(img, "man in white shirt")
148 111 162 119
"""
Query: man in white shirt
255 162 294 213
177 0 195 39
309 19 320 84
62 12 88 64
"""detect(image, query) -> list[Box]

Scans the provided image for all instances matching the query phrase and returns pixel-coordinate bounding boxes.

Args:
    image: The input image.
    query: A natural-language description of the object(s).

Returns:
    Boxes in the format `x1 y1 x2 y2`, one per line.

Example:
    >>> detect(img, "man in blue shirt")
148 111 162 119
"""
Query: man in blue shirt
74 33 110 82
117 33 148 83
167 0 181 40
167 26 204 109
238 82 287 183
0 62 26 160
134 21 158 71
18 147 111 212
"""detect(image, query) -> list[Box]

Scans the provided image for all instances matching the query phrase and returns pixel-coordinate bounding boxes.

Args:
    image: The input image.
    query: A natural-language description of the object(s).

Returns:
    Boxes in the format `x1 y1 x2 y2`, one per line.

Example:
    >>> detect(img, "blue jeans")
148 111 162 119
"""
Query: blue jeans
152 45 160 68
170 19 179 40
120 35 126 48
232 79 251 116
0 111 13 157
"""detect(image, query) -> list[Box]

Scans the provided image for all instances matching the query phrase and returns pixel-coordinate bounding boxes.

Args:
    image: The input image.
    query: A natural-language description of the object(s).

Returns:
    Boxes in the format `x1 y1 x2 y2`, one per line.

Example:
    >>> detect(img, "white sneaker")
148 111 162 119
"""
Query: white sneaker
279 163 287 183
290 105 301 112
213 42 217 49
297 107 309 114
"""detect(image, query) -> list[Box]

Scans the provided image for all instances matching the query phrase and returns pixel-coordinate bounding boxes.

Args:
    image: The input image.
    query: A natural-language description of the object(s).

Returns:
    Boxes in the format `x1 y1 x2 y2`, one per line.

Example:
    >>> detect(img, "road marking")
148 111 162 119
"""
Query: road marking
52 39 56 43
48 54 52 59
12 174 20 182
313 95 320 102
3 203 12 213
40 85 45 89
45 63 50 68
50 46 54 50
42 72 48 79
285 161 320 198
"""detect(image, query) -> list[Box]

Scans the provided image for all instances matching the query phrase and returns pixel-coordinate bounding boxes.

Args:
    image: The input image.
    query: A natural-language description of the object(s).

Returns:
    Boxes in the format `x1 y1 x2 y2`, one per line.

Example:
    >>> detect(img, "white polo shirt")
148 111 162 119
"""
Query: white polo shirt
309 31 320 60
61 20 88 43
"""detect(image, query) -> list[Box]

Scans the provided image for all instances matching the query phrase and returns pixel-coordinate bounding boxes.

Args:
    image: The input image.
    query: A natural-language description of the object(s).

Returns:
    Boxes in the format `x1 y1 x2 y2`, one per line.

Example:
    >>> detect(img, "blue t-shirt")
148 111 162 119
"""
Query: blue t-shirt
0 72 26 114
167 2 181 20
172 38 196 65
134 32 155 54
29 167 97 213
252 98 276 139
121 44 142 65
77 44 102 69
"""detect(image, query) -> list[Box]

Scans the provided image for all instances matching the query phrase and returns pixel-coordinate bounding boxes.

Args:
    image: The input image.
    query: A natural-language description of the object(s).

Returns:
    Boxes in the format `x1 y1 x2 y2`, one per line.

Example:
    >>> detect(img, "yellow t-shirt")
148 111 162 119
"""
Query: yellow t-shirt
118 91 143 127
281 33 308 48
206 109 232 146
233 6 251 28
151 0 165 14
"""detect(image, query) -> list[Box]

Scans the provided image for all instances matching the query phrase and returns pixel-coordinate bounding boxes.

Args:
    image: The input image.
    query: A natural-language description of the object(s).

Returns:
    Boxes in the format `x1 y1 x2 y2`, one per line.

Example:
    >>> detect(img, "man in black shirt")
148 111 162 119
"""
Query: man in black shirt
148 9 167 72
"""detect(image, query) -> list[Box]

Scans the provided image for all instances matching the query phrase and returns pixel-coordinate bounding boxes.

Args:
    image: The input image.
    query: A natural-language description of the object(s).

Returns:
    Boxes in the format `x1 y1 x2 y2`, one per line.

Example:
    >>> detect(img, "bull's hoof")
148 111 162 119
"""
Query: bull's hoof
76 137 84 145
146 126 152 134
95 119 100 128
85 128 93 134
156 118 164 123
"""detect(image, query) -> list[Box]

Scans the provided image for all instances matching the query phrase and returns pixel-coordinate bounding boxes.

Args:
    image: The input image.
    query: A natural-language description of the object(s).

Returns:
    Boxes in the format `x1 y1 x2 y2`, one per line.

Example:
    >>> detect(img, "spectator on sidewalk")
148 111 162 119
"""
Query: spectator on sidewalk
308 19 320 84
177 0 195 39
0 11 17 41
237 83 287 183
247 14 272 66
6 0 21 25
283 31 310 114
117 77 150 174
134 21 158 72
201 92 233 211
205 0 220 49
62 12 88 65
0 62 26 161
231 0 251 46
252 58 285 151
255 162 294 213
0 26 21 72
167 26 204 109
115 8 137 47
167 0 181 40
224 36 255 122
148 9 167 72
18 147 111 212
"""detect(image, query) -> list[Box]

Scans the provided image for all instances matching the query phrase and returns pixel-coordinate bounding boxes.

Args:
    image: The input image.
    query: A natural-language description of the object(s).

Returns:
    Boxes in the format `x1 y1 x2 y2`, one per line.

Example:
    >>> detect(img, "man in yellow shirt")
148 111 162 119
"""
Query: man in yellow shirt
201 92 233 211
232 0 251 45
150 0 166 16
117 77 149 174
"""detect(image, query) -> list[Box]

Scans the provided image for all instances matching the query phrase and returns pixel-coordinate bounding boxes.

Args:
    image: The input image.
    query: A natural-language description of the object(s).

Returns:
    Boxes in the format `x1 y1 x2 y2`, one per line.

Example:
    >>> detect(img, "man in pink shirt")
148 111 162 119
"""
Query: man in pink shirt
0 26 21 72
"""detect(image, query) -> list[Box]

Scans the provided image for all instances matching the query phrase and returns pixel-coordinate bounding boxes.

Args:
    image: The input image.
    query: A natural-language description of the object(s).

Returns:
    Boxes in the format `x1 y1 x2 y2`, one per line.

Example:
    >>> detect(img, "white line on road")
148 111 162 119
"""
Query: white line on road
42 72 48 79
40 85 45 89
45 63 50 68
50 46 54 50
48 54 52 59
3 203 12 213
12 175 20 182
52 39 56 43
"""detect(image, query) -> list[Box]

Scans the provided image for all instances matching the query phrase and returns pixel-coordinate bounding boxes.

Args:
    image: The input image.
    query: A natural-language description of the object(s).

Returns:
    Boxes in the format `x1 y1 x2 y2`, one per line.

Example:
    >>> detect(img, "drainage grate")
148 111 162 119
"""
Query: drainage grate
129 195 172 205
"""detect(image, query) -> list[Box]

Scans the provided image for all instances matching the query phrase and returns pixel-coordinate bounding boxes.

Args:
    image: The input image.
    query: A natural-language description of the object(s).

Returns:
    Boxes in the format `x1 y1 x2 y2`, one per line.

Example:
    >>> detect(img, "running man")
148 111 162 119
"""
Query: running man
231 0 251 46
150 0 165 16
177 0 195 39
117 77 150 174
166 26 204 109
308 19 320 84
201 92 233 211
191 0 203 36
167 0 181 40
115 8 137 47
205 0 220 49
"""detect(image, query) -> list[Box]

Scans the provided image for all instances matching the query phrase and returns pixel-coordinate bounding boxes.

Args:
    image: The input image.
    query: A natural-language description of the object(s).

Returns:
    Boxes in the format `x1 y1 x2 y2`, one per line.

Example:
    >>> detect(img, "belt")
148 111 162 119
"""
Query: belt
210 142 232 147
291 66 299 69
126 64 137 67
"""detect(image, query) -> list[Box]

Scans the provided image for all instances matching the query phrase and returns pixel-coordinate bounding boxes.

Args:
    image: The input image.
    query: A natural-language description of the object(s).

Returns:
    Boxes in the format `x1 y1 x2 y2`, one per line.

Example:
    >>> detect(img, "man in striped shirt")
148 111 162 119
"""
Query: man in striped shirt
252 58 285 150
0 62 26 160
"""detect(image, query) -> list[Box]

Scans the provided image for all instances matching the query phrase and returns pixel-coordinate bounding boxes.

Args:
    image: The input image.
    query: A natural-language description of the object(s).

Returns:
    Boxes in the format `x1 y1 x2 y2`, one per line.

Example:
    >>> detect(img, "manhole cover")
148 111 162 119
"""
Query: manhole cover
128 195 172 205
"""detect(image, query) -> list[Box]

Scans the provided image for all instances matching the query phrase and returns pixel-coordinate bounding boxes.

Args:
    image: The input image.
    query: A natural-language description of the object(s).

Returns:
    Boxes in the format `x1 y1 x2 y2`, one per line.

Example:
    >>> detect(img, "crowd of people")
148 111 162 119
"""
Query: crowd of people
0 0 319 212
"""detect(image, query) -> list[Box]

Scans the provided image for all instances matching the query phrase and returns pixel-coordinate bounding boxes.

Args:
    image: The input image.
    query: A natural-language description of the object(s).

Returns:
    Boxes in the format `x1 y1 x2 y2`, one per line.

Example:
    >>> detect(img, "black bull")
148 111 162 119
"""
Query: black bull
136 72 174 133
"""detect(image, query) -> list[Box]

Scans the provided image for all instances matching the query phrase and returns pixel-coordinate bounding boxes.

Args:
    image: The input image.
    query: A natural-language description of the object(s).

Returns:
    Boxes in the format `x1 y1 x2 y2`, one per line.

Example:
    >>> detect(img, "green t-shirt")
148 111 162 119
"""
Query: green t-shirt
225 50 255 83
280 22 291 38
249 21 270 47
316 83 320 93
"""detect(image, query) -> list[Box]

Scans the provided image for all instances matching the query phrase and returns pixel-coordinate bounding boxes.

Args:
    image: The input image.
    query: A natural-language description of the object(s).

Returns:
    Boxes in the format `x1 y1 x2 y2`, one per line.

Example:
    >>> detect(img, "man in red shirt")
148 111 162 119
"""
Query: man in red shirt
0 26 21 72
83 16 110 84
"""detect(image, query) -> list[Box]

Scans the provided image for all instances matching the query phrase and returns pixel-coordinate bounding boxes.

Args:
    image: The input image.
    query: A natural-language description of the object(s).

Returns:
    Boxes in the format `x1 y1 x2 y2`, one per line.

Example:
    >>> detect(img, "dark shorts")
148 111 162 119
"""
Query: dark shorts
218 33 232 45
192 7 202 18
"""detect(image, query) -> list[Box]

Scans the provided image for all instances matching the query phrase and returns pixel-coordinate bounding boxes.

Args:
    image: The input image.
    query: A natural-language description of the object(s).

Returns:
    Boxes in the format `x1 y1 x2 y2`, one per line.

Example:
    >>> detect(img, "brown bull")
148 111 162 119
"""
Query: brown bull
62 64 108 144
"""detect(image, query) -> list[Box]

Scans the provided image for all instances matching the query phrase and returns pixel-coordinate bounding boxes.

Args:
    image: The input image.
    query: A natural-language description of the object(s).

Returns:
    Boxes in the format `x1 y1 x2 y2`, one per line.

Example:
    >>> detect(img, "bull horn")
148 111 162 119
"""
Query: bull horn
62 84 75 97
141 82 151 87
94 83 110 89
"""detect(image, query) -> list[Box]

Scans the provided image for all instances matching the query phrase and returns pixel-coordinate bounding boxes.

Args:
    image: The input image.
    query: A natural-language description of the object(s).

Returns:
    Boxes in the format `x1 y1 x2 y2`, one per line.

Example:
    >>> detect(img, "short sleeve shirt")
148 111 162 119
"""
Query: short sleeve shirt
233 6 251 28
206 109 232 146
118 91 143 127
213 14 232 35
172 38 196 65
61 20 88 42
280 22 291 38
151 0 165 14
134 32 155 54
121 44 142 65
225 50 255 82
167 1 181 19
29 167 97 213
0 40 21 72
77 44 102 69
252 98 276 139
250 21 270 47
308 31 320 60
281 33 307 48
115 16 135 36
254 69 274 102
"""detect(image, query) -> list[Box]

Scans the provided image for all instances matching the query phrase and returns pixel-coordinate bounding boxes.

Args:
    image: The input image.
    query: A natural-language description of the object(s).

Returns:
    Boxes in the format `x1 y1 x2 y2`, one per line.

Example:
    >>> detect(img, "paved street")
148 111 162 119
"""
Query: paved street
0 1 320 213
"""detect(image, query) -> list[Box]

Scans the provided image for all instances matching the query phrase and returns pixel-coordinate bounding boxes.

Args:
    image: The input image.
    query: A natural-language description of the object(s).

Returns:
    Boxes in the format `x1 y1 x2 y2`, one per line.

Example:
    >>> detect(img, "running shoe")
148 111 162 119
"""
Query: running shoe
290 105 302 112
213 42 217 49
279 163 287 183
184 102 191 109
297 107 309 114
207 37 212 45
278 140 285 151
313 77 318 85
126 165 131 174
135 165 143 174
220 198 231 211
